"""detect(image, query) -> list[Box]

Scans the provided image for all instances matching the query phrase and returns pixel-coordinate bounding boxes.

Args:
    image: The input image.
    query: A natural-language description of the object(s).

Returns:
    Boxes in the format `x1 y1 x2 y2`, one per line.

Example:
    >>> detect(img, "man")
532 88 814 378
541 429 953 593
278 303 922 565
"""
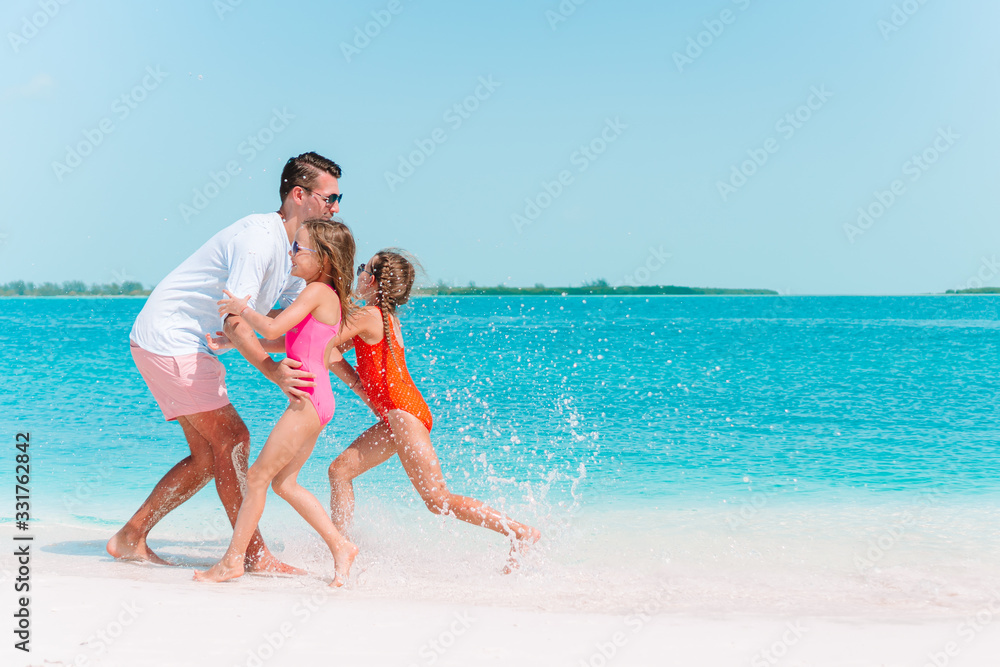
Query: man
107 152 344 570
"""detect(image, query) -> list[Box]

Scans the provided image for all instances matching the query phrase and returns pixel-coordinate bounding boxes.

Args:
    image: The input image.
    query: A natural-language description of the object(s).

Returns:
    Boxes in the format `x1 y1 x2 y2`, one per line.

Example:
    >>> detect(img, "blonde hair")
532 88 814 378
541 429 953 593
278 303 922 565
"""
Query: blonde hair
302 218 356 327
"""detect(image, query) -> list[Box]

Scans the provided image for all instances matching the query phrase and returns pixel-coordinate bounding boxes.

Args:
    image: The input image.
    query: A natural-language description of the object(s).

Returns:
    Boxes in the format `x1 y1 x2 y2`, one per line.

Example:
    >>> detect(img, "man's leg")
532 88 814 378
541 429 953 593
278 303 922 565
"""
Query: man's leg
182 404 302 573
106 415 216 564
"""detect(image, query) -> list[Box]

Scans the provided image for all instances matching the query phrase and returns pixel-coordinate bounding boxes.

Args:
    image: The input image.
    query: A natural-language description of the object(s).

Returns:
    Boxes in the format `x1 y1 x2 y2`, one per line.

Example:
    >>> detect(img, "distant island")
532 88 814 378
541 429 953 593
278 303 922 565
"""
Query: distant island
944 288 1000 295
0 281 149 296
0 279 777 298
414 282 778 296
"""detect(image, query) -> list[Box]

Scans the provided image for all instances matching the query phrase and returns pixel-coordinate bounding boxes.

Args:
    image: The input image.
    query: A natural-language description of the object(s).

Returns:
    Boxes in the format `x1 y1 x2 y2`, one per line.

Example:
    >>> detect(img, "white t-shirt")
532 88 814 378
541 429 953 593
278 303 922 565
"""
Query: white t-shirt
130 212 305 357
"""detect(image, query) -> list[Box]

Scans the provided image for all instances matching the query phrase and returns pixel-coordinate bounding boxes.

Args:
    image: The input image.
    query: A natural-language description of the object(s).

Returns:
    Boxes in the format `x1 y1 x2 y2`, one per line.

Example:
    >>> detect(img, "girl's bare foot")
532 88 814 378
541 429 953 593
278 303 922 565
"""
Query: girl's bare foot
329 541 359 587
503 527 541 574
193 556 245 583
106 529 171 566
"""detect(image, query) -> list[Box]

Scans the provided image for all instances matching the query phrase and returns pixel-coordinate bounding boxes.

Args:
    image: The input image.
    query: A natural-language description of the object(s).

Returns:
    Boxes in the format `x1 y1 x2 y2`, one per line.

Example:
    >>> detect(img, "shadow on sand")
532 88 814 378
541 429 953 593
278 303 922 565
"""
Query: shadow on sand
41 538 228 567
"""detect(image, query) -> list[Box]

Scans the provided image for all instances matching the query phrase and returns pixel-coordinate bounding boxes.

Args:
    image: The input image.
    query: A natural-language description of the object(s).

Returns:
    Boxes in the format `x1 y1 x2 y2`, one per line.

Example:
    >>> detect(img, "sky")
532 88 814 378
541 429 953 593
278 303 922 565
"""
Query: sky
1 0 998 295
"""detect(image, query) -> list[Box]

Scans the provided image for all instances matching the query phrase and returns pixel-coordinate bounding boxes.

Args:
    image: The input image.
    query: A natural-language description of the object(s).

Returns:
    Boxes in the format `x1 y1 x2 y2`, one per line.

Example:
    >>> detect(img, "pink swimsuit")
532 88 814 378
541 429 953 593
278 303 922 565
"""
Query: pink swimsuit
285 287 340 426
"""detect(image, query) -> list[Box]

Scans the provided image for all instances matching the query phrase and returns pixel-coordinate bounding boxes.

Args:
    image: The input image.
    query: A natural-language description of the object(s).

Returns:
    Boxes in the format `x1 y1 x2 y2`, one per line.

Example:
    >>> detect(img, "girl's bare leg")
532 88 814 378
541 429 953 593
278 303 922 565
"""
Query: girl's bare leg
385 410 541 567
327 421 397 533
194 401 319 582
272 431 358 586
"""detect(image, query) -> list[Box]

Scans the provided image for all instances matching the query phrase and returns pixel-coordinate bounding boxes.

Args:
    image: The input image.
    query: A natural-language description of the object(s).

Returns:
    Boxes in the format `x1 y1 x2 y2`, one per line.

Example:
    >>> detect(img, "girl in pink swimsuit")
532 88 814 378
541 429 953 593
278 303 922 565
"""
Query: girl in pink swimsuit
194 219 361 587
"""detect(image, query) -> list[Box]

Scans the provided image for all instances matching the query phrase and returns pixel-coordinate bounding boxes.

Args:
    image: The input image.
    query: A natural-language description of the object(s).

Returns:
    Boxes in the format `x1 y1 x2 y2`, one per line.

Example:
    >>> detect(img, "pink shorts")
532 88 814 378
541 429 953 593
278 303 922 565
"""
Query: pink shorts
130 343 230 421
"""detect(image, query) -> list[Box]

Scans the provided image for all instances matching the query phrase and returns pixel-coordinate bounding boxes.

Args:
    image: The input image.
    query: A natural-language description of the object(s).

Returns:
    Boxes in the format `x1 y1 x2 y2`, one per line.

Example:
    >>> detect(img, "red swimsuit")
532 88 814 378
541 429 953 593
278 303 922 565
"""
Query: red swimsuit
353 310 433 432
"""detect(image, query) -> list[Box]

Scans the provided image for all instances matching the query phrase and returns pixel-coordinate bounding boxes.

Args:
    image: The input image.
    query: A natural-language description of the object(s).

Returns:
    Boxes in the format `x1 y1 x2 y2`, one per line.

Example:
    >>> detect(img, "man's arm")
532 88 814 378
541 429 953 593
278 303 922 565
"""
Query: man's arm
260 336 286 353
223 314 314 399
221 226 314 398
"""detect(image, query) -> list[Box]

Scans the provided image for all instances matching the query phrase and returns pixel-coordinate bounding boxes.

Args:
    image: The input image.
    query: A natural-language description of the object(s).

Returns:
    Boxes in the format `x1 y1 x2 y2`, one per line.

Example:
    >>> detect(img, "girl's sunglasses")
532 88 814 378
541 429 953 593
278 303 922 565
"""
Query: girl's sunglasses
357 263 368 276
291 241 315 255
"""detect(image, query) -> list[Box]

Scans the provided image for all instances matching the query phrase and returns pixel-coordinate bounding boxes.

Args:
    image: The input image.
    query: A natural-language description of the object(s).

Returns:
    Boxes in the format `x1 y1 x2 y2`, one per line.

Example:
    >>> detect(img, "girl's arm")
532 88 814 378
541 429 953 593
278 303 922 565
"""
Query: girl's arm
325 307 381 415
327 306 384 348
207 330 285 353
219 283 330 340
329 357 379 416
206 331 233 352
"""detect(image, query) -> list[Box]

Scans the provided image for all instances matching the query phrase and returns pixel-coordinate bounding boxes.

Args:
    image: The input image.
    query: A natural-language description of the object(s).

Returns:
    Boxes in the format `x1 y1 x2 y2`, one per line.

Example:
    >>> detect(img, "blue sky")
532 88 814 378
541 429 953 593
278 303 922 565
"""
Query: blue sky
2 0 998 294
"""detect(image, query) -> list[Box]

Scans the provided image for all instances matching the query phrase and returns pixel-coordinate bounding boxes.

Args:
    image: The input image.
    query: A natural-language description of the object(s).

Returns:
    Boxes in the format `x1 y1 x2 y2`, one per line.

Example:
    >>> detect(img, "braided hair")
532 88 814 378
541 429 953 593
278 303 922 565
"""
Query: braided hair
368 249 419 370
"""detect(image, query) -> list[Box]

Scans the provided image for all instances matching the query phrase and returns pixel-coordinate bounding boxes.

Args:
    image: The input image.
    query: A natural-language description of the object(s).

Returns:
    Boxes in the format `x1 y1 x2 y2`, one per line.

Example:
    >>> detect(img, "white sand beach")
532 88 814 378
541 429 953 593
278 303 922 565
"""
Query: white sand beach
4 523 1000 667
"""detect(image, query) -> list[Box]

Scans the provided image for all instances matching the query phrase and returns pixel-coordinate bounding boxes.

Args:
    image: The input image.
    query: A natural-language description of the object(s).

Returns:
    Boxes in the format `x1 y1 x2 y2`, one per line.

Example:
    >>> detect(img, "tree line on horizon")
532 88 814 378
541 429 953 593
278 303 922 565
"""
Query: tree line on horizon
6 278 997 297
1 278 778 297
0 280 149 296
414 278 777 296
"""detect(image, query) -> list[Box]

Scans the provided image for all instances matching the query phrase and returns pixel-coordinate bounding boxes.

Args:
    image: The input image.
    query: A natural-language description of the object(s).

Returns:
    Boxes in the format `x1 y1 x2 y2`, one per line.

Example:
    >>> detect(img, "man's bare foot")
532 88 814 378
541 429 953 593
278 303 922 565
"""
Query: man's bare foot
503 527 541 574
106 529 171 566
244 551 307 576
193 557 245 583
329 541 359 587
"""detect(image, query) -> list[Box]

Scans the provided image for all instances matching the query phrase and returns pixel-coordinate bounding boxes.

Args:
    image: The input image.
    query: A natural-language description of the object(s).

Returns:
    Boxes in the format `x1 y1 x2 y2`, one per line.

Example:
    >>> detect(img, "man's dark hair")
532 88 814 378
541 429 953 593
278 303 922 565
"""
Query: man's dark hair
279 152 342 202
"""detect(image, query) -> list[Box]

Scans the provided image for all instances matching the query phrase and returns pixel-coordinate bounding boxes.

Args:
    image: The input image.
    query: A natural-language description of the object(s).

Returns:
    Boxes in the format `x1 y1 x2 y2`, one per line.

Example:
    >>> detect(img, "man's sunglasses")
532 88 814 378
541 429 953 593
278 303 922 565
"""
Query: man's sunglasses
300 186 343 206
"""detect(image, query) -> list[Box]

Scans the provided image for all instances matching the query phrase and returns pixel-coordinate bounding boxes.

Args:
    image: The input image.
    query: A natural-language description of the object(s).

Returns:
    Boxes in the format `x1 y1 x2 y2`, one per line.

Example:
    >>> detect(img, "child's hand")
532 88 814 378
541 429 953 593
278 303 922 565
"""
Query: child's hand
205 331 232 351
218 289 250 317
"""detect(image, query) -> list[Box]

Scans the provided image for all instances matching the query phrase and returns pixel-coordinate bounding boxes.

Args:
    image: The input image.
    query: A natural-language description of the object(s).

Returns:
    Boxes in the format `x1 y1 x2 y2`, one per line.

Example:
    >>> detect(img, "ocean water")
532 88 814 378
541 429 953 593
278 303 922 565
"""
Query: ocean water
3 295 1000 615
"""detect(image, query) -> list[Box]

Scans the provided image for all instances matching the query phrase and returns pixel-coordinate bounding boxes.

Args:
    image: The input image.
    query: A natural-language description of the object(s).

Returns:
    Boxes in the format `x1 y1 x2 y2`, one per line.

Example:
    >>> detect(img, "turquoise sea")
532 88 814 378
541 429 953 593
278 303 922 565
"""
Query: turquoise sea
2 295 1000 614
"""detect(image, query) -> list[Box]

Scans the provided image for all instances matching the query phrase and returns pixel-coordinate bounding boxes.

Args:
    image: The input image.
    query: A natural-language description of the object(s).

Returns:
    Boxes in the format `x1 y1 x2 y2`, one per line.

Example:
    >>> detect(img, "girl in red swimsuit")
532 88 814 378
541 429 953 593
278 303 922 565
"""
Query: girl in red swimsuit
327 250 540 571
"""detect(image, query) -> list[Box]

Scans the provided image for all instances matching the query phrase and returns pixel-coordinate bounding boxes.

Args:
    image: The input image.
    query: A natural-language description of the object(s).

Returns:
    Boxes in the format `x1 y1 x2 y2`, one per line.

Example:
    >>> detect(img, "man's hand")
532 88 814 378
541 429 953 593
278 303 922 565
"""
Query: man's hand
266 357 315 400
223 313 314 400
